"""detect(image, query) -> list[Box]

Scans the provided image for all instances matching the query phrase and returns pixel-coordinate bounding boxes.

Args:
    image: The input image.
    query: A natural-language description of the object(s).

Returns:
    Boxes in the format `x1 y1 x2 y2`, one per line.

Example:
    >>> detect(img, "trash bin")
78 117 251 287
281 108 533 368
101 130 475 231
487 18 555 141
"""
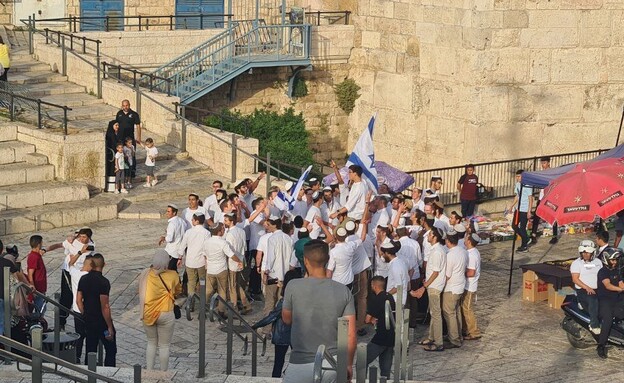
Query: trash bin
41 332 80 363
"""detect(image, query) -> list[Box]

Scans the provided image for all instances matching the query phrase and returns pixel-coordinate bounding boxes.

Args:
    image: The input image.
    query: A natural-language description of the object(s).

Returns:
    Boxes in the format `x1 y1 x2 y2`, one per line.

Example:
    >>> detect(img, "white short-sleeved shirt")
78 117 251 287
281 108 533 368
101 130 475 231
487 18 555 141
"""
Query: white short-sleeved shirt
328 241 359 285
387 256 410 305
426 243 447 291
145 146 158 166
444 246 468 295
165 216 187 258
204 235 236 275
182 206 208 230
369 209 390 240
179 224 211 268
257 232 273 257
465 247 481 292
69 267 88 313
422 230 432 262
248 215 266 250
305 205 322 239
344 181 367 220
374 238 390 278
348 235 371 274
225 225 247 271
398 236 422 280
570 258 603 289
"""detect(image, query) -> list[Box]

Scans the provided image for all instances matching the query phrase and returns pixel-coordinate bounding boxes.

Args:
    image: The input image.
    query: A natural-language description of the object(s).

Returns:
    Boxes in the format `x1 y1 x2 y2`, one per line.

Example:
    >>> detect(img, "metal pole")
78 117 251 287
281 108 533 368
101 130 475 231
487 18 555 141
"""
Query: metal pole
231 134 237 183
96 56 102 99
392 285 403 383
356 343 367 383
369 366 378 383
266 152 271 197
507 184 524 296
135 82 142 116
228 0 233 25
97 341 103 366
133 364 142 383
87 352 97 383
3 268 10 339
282 0 286 25
616 105 624 147
37 100 42 129
400 308 409 380
226 307 233 375
61 37 67 76
198 280 206 378
181 105 187 152
53 293 61 358
336 317 348 383
255 0 259 22
251 331 257 376
28 16 34 55
9 93 13 121
31 327 43 383
63 107 68 136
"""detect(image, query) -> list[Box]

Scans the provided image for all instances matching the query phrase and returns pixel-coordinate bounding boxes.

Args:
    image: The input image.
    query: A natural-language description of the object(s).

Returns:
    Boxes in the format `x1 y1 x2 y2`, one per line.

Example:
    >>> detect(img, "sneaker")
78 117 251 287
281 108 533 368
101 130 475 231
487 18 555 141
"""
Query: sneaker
597 345 608 359
121 189 129 194
589 325 601 335
527 238 533 246
143 183 152 188
114 190 120 194
151 179 158 186
127 183 133 189
517 246 529 253
549 237 559 245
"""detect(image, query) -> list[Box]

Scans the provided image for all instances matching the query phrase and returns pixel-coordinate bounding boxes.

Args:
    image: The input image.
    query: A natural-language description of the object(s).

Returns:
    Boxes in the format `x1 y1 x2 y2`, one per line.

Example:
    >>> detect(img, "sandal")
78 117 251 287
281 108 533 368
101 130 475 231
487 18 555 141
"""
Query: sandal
423 344 444 352
418 339 434 346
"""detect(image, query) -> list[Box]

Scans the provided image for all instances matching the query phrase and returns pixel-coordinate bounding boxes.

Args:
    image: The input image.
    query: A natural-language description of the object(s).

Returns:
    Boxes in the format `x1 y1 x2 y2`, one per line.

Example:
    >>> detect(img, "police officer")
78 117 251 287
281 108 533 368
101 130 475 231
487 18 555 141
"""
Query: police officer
596 247 624 359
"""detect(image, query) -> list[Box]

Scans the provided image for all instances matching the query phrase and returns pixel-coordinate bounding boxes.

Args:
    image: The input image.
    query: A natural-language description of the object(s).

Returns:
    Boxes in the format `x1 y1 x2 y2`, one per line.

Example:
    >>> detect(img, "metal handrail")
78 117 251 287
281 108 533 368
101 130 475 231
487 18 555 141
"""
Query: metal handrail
102 61 172 95
0 88 72 134
0 348 92 383
384 300 395 330
0 334 124 383
208 293 267 346
23 14 235 33
16 283 84 322
313 344 338 383
43 28 101 56
306 11 351 25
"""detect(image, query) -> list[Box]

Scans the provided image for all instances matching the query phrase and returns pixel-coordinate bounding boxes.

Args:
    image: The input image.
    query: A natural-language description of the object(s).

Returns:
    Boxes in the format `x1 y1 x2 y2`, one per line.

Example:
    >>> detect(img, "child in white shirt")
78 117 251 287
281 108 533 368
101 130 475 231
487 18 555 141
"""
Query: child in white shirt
122 137 135 189
143 137 158 188
114 143 129 194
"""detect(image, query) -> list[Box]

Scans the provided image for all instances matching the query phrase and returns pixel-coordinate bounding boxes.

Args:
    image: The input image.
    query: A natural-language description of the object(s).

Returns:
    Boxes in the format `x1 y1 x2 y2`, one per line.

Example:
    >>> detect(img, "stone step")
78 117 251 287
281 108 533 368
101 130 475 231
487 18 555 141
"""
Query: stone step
0 162 55 187
135 141 179 162
47 103 117 121
0 194 118 235
26 82 86 97
41 93 105 107
9 71 69 85
0 140 35 164
0 125 17 141
0 180 90 211
9 61 52 74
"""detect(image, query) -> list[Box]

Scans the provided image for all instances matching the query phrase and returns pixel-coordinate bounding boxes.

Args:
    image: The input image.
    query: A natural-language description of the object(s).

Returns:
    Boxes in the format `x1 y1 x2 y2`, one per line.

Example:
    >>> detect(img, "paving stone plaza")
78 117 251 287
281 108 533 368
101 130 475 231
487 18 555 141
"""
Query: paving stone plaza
3 212 624 382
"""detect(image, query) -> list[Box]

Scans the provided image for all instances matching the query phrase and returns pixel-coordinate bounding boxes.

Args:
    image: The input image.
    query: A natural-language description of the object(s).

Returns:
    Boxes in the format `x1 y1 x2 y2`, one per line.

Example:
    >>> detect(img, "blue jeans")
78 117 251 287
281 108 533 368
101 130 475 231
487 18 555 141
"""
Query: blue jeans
577 289 600 328
33 295 46 317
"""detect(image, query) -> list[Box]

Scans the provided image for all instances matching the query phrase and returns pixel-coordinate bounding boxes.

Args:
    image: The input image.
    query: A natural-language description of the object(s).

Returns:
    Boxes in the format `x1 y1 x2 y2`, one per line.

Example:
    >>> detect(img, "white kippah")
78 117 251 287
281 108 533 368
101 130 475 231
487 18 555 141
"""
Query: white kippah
168 203 178 210
454 224 466 233
336 227 347 237
345 221 356 231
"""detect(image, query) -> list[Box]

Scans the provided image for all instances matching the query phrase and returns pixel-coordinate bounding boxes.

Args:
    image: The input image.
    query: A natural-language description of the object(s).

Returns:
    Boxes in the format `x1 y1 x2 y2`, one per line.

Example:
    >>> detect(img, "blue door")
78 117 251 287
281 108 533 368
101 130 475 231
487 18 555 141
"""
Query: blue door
80 0 124 31
176 0 224 29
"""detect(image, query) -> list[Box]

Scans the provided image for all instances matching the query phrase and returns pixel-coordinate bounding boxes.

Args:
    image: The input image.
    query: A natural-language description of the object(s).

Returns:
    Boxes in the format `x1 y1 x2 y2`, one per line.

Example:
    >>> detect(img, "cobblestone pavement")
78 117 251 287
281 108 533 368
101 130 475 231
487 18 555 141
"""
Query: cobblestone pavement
3 219 624 382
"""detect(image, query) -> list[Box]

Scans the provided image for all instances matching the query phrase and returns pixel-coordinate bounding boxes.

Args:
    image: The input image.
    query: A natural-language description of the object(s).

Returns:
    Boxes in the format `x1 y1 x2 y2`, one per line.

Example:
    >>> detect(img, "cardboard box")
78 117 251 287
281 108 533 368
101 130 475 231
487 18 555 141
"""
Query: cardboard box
522 272 548 302
547 285 575 309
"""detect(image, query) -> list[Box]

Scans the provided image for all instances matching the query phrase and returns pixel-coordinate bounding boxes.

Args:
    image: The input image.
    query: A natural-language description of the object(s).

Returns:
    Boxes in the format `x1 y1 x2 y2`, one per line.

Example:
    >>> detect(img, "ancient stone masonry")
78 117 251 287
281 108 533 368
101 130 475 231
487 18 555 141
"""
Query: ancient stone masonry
347 0 624 171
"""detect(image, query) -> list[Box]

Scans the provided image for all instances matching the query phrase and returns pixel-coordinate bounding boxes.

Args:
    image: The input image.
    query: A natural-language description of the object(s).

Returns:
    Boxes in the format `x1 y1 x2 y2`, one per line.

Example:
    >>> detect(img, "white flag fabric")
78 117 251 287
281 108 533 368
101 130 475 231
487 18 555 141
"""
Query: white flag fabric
283 165 313 210
346 115 379 194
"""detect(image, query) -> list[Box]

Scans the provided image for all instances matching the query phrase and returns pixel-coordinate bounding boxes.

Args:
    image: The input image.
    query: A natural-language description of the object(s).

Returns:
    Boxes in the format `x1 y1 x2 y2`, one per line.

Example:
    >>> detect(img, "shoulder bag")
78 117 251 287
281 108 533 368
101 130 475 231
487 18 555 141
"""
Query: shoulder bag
158 273 181 319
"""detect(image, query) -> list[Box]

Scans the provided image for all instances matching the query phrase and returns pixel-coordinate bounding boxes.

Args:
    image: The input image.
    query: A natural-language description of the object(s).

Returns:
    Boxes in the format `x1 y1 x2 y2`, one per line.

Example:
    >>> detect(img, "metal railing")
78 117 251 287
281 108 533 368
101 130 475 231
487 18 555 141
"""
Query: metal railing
0 86 72 134
102 62 172 95
26 14 235 33
306 11 351 25
406 149 610 205
174 102 250 138
43 28 101 56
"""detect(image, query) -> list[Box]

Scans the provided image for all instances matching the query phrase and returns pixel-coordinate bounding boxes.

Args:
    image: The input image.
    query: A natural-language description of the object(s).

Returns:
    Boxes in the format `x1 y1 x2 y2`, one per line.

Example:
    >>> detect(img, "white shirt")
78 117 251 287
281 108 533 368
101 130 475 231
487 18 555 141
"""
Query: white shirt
465 247 482 292
444 245 468 294
204 235 236 275
62 239 94 271
398 236 422 280
323 197 341 226
145 146 158 166
225 225 247 271
369 209 390 240
434 215 451 232
570 257 602 290
344 181 368 220
387 256 410 305
248 215 266 250
238 192 255 217
374 238 390 278
263 230 293 280
348 234 371 274
178 224 211 268
69 266 88 313
165 216 187 258
305 205 322 239
292 198 309 219
182 206 208 230
426 243 447 291
411 199 425 213
204 194 218 216
328 240 360 285
257 232 273 257
422 229 432 262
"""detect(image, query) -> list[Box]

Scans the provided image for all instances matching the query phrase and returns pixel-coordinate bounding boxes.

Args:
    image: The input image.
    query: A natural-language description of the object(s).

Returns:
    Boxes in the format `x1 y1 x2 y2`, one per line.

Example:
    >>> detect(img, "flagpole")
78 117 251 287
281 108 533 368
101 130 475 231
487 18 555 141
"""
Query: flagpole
616 105 624 147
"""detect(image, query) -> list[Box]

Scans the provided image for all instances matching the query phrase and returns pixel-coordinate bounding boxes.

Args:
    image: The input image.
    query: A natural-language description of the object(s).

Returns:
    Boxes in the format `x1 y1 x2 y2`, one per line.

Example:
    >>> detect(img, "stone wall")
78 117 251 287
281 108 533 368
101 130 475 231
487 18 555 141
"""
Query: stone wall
190 25 355 164
346 0 624 172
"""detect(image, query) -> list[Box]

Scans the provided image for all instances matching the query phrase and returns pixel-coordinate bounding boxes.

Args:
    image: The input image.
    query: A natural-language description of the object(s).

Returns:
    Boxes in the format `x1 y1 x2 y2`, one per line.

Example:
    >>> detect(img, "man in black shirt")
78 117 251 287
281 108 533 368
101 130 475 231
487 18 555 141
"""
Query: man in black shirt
116 99 141 178
365 276 395 378
76 253 116 366
596 247 624 359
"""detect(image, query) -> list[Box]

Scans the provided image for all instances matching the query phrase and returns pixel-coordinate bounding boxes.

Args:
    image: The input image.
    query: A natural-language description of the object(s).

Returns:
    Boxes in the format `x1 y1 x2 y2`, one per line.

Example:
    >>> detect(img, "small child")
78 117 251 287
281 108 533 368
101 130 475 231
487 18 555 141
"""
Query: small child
122 137 135 189
114 143 129 194
144 137 158 188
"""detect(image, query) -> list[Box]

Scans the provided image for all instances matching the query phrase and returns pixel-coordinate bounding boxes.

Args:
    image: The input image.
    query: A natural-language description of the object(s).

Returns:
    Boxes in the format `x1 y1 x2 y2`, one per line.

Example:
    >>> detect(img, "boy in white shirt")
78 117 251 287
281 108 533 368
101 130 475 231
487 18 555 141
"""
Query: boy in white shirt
114 143 128 194
143 137 158 187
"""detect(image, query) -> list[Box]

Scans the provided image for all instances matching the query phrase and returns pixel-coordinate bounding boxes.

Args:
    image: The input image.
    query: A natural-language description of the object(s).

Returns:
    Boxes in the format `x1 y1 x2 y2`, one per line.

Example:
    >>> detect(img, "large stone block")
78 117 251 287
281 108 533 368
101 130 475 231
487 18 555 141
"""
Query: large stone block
0 125 17 141
520 28 579 48
521 85 585 122
551 48 603 83
373 72 413 112
581 27 611 48
606 48 624 81
528 10 580 28
503 10 529 28
491 29 521 48
529 49 551 83
5 215 37 235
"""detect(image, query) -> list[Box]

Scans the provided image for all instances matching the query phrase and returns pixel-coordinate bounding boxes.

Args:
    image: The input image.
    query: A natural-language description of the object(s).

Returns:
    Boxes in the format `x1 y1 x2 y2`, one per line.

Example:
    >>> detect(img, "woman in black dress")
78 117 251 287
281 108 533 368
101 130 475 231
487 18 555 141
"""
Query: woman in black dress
105 120 122 177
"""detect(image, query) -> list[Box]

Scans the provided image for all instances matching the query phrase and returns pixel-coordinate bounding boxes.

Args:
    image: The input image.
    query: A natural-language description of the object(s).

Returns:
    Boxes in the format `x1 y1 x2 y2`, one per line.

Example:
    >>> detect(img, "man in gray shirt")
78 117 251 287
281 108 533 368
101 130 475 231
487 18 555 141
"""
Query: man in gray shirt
282 239 356 382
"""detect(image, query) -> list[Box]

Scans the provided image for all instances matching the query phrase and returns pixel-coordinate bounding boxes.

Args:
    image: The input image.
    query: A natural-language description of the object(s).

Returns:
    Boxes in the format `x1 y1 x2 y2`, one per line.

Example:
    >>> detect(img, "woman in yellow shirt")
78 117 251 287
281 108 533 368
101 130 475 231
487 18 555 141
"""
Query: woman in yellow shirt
139 249 181 371
0 37 10 81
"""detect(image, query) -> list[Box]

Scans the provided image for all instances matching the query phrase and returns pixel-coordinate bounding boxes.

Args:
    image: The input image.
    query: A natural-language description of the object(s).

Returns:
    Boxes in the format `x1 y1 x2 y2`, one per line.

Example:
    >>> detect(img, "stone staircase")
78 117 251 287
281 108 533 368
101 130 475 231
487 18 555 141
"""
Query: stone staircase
0 29 218 235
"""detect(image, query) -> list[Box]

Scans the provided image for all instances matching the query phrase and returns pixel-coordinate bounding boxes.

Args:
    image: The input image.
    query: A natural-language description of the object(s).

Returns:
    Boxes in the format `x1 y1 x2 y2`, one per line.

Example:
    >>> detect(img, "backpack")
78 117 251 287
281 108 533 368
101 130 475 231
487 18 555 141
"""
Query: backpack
12 284 32 317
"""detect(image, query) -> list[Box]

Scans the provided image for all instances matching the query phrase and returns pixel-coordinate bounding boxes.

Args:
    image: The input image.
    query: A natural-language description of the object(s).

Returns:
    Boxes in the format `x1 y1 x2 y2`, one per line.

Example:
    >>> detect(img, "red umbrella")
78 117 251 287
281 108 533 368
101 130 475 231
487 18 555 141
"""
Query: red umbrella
536 157 624 225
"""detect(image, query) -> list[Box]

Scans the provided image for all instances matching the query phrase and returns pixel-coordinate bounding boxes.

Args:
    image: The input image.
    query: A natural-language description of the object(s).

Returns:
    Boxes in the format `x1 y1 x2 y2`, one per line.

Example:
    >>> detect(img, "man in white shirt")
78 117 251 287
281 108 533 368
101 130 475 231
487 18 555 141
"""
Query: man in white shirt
345 219 372 336
433 201 451 232
303 191 324 239
380 241 410 306
59 228 94 329
261 216 293 335
322 186 341 228
248 198 268 296
396 226 422 328
178 213 210 300
330 165 368 222
159 204 188 272
205 223 243 316
182 193 210 229
291 187 309 219
412 227 447 351
442 229 468 349
327 227 358 287
235 174 264 215
224 213 252 314
69 253 93 364
411 187 425 213
462 233 482 340
204 180 223 216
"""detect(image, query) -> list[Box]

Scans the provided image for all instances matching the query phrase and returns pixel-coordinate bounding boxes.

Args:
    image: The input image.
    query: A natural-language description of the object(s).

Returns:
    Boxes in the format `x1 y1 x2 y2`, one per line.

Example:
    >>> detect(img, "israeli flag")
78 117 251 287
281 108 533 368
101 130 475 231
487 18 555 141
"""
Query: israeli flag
346 114 379 194
274 165 313 211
